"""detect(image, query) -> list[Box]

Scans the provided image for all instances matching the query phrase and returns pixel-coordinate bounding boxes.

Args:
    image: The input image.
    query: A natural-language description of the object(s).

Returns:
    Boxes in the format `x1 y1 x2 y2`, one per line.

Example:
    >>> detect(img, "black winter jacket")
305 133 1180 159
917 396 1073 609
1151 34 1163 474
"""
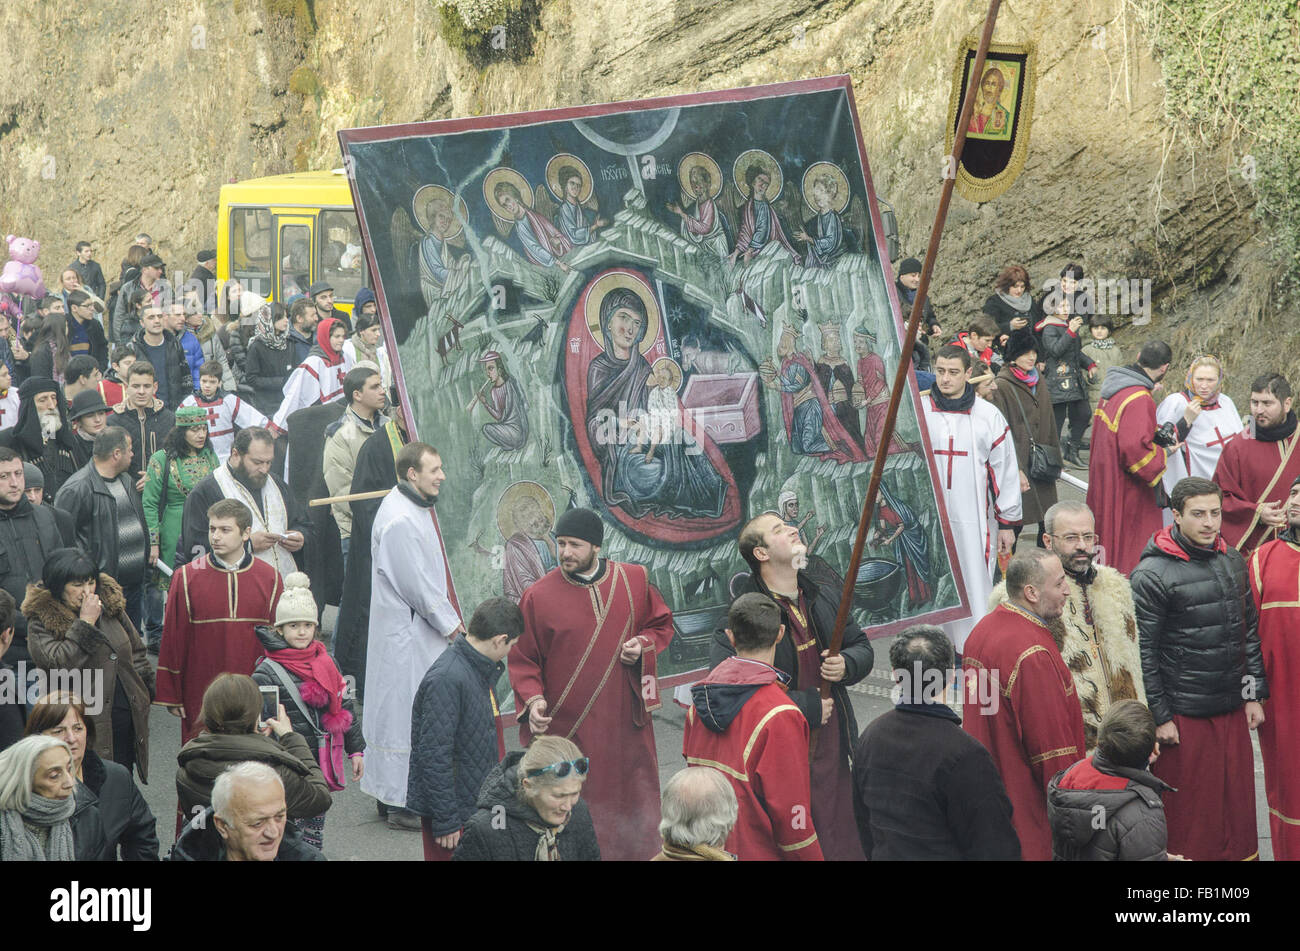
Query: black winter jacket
1048 752 1172 861
712 571 874 759
453 752 601 862
982 292 1035 338
406 634 505 835
244 338 295 417
106 399 175 482
52 462 149 587
251 626 364 761
169 807 325 861
852 704 1021 860
1130 526 1267 723
70 779 110 860
1037 318 1093 404
80 750 159 861
0 496 65 663
129 329 190 410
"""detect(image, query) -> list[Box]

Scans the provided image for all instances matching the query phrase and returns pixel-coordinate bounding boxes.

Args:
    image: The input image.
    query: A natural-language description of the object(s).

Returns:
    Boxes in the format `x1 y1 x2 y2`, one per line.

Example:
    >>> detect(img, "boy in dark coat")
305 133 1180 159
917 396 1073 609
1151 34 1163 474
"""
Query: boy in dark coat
407 598 522 856
1048 700 1175 860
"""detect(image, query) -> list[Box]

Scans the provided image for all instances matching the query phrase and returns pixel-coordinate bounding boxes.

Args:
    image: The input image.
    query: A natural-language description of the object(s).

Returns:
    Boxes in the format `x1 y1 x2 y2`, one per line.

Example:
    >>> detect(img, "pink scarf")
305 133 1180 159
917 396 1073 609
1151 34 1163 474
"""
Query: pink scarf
271 641 352 790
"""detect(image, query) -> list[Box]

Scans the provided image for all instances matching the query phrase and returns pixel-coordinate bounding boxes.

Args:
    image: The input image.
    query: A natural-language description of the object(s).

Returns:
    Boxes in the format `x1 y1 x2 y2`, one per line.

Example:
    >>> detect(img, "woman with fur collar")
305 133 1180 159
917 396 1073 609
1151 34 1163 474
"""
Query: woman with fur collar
22 548 156 782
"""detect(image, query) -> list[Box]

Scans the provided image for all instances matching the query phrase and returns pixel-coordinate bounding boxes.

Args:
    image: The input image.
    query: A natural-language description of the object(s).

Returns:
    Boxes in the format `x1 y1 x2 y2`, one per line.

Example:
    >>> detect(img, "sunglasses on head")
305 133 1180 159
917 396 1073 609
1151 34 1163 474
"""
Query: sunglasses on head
525 757 590 780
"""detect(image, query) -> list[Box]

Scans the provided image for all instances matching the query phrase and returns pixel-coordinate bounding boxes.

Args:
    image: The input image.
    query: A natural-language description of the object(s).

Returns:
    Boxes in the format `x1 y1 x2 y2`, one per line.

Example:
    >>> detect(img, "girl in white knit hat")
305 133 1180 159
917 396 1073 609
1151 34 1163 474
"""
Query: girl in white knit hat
252 572 363 851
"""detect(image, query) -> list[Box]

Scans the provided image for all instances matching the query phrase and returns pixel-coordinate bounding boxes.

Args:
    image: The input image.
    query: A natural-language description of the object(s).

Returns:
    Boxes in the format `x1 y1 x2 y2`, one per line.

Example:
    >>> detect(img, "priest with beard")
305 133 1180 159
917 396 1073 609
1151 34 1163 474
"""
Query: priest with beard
963 548 1086 860
713 511 875 860
509 507 675 860
1248 474 1300 859
1214 372 1300 555
175 427 307 574
1086 341 1172 575
989 500 1145 749
0 378 79 501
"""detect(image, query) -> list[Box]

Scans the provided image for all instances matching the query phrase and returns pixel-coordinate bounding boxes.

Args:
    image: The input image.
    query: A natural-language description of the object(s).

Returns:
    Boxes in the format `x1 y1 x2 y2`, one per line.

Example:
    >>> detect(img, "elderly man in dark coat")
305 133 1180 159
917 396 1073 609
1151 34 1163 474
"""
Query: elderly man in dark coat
0 378 80 501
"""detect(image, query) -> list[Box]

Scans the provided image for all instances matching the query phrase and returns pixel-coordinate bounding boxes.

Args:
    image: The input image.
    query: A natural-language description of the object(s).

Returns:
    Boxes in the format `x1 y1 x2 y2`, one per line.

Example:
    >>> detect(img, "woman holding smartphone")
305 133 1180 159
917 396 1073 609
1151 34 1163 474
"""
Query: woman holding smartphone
174 673 332 842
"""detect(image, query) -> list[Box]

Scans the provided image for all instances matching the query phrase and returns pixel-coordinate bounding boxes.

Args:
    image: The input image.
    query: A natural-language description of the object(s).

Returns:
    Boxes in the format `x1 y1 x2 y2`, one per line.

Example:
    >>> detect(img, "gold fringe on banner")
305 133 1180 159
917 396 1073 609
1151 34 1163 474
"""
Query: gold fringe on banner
944 35 1037 203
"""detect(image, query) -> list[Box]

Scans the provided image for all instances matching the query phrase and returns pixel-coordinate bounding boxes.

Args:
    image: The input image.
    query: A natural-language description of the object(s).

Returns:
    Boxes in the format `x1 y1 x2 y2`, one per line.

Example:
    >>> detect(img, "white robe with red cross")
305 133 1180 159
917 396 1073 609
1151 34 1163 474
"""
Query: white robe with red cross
922 391 1022 650
1157 391 1243 492
180 392 269 461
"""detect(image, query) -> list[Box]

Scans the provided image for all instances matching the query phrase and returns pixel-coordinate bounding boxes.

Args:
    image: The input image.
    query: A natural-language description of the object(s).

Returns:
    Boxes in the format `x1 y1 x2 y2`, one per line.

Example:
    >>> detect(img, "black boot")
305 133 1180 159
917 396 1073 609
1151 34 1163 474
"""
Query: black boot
1063 438 1084 468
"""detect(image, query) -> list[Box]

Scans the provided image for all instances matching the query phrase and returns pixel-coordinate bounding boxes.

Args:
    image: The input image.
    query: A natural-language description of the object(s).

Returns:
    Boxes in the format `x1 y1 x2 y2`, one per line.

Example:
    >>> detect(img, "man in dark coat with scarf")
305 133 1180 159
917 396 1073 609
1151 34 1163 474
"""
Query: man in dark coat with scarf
334 395 408 694
0 378 79 502
286 398 346 611
712 511 874 860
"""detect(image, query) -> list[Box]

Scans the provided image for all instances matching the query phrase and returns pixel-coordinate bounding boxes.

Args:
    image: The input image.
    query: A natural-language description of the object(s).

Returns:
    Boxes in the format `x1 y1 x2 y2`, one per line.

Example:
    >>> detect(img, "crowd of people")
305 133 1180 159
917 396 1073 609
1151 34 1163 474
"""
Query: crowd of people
0 238 1290 864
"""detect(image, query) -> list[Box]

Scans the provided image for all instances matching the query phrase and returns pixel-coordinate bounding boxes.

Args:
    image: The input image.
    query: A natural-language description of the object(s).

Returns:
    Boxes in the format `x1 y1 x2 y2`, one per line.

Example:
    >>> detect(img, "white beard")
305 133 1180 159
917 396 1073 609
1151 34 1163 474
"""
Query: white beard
791 543 809 571
39 412 61 441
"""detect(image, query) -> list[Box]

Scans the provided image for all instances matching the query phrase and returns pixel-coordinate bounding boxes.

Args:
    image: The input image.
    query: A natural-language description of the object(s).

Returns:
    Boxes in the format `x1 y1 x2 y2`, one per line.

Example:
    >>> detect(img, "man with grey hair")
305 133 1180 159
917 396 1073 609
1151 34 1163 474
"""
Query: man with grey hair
170 762 324 862
852 625 1019 859
653 767 739 861
989 500 1144 749
962 548 1087 861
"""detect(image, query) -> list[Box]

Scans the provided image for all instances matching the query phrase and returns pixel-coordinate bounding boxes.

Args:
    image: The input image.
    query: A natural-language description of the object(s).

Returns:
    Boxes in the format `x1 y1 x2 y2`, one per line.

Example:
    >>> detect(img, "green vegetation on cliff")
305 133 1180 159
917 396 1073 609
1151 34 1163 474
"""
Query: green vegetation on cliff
1134 0 1300 294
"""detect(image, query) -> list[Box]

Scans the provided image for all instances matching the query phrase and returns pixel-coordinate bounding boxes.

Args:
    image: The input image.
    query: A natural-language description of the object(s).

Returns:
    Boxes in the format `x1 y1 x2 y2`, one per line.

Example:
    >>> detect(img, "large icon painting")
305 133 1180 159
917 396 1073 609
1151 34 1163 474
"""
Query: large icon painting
340 75 969 688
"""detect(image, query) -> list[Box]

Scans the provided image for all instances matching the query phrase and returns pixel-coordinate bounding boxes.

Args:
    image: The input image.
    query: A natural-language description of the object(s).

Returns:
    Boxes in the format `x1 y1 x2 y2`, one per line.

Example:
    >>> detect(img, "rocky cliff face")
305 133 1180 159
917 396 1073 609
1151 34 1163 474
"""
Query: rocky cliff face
0 0 1283 402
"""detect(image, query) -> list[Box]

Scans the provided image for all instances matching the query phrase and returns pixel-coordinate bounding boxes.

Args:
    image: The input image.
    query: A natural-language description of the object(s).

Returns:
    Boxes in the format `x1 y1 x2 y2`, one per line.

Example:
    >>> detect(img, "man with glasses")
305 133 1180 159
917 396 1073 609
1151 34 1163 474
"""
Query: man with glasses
991 500 1145 750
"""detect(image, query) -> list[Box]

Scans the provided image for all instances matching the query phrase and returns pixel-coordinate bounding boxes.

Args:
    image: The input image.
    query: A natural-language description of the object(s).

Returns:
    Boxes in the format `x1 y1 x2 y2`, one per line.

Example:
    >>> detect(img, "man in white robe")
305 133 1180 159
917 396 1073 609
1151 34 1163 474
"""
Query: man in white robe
362 441 464 830
922 345 1023 650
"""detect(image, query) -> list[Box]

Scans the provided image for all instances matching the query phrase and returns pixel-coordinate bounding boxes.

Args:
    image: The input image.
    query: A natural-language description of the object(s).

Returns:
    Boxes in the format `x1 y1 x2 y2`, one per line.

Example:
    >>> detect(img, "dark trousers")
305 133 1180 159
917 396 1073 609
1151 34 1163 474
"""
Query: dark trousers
1053 399 1090 444
119 579 144 640
1011 521 1047 554
111 684 135 777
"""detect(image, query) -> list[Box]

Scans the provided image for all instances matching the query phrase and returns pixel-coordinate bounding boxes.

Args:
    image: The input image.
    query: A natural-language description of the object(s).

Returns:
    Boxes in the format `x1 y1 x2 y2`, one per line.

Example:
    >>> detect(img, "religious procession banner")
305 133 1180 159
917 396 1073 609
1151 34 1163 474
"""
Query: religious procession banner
945 37 1037 202
339 75 967 688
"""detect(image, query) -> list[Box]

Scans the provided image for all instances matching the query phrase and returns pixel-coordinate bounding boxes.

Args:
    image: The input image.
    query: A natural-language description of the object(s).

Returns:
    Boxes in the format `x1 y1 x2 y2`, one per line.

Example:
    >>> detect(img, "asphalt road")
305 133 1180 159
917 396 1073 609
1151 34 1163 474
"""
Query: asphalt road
138 460 1274 860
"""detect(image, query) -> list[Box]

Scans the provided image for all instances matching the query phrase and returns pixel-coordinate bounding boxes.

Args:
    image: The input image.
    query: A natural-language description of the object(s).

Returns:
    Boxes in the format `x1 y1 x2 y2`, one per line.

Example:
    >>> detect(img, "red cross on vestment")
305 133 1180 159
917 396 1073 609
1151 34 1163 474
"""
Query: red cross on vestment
934 435 969 490
1207 426 1238 451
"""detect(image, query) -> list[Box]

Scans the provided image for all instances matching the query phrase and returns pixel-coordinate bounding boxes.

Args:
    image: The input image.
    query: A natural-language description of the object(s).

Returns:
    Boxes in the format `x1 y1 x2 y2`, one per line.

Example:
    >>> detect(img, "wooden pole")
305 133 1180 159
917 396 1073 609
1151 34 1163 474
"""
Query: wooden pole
309 487 391 507
817 0 1004 711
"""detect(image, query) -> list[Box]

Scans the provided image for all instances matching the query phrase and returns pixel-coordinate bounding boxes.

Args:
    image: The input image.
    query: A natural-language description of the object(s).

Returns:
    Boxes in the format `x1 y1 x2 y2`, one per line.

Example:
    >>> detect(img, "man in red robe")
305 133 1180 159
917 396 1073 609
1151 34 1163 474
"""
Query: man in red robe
1249 475 1300 859
684 593 823 860
1130 476 1265 861
156 498 282 744
1215 373 1300 555
509 507 675 861
852 325 906 459
714 513 874 860
1087 342 1171 574
962 548 1086 860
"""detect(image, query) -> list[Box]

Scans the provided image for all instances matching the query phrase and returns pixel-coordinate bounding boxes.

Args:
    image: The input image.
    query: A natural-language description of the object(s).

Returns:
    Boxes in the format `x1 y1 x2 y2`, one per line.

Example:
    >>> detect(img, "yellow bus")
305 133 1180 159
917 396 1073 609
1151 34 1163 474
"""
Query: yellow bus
216 169 367 313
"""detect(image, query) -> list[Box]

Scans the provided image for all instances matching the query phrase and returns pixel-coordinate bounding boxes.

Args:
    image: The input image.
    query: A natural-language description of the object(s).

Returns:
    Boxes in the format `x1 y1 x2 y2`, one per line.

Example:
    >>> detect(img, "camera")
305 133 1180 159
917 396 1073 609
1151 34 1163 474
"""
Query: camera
1152 422 1179 449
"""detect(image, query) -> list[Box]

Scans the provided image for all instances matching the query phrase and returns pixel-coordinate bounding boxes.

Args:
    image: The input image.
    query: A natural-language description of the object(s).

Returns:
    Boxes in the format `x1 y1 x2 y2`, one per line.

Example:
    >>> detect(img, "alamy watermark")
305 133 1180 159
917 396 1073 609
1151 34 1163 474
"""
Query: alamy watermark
0 664 104 714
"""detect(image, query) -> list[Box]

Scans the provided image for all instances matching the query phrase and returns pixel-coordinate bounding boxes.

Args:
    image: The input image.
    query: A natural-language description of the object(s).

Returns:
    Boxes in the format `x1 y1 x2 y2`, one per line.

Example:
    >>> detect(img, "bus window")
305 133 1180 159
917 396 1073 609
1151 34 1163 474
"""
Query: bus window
319 209 367 303
279 223 312 302
230 207 273 298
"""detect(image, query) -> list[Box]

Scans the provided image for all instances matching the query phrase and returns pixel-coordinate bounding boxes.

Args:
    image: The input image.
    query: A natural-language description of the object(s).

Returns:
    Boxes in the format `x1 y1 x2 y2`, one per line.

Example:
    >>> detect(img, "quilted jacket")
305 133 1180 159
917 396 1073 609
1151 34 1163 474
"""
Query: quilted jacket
1130 525 1267 722
406 634 505 836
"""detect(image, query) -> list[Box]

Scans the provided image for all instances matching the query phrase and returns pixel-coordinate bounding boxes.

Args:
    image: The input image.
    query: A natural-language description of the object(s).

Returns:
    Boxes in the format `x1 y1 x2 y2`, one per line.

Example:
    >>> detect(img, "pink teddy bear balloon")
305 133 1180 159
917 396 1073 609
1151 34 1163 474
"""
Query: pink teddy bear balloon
0 235 47 299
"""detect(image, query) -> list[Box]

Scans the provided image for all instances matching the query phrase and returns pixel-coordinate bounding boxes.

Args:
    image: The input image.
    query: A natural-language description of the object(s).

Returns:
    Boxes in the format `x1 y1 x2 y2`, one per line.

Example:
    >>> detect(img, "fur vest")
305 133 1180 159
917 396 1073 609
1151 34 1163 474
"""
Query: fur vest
989 564 1145 749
